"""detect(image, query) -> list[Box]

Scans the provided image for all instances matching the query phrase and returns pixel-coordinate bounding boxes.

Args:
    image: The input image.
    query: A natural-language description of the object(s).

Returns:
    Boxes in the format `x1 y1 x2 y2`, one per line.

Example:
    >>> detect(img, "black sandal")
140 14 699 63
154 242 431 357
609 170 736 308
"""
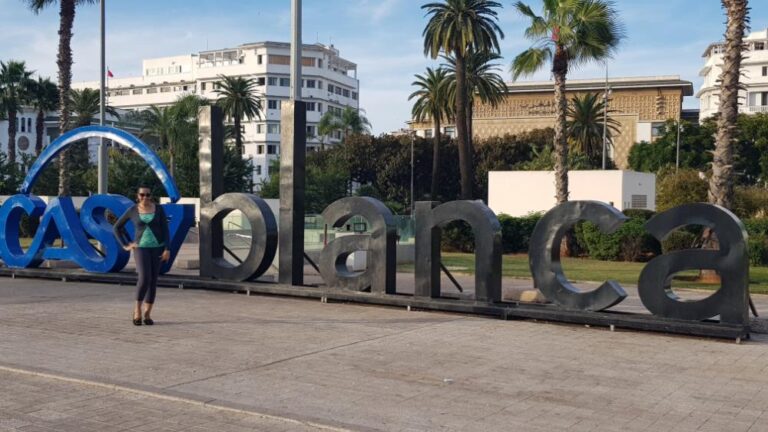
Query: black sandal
143 318 154 326
133 318 142 326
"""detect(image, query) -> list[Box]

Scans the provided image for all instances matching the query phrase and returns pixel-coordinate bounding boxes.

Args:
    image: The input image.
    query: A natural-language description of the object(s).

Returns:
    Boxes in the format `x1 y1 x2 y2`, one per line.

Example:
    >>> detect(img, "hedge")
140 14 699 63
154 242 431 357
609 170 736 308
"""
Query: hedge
441 213 543 254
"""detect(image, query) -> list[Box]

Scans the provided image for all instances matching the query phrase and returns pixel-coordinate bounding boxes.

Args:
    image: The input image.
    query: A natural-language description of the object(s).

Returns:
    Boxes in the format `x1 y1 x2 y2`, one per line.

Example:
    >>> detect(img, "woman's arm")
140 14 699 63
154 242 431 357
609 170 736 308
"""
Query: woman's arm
113 206 135 249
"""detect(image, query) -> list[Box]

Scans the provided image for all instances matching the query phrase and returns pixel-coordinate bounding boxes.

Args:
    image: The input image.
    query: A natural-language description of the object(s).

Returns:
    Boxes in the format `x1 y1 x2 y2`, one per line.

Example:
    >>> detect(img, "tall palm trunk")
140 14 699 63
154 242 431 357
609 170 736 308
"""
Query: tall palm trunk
35 110 44 155
7 110 17 165
57 0 75 196
466 95 473 145
454 50 473 200
234 114 243 155
710 0 748 208
431 116 441 199
552 46 569 204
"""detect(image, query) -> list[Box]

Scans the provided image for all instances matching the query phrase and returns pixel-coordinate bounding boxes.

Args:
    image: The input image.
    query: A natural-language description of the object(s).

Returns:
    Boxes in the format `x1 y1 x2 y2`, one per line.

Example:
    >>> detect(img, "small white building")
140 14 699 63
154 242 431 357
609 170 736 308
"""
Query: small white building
488 170 656 217
698 28 768 119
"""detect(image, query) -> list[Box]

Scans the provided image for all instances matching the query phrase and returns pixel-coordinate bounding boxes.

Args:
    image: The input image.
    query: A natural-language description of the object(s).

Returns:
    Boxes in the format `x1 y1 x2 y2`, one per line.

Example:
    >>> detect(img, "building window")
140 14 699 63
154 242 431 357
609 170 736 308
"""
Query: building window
268 100 280 110
306 79 316 89
318 59 323 69
256 124 264 134
318 103 323 113
755 42 766 51
763 66 768 77
257 54 263 65
257 77 266 86
762 92 768 107
160 87 171 93
28 118 31 131
342 89 350 98
651 122 666 137
279 77 290 87
267 77 278 86
255 165 262 176
257 145 264 154
352 92 358 100
307 125 316 136
327 84 335 94
306 102 316 111
132 88 143 95
201 82 207 91
317 80 323 90
425 129 433 139
444 127 455 138
267 145 277 154
267 124 280 134
146 87 158 94
20 118 25 133
335 87 343 95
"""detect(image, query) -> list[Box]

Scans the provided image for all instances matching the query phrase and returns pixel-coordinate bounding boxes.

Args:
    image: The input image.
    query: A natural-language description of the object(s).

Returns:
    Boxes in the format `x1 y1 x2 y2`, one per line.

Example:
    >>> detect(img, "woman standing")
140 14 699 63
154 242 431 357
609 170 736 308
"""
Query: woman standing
114 186 171 326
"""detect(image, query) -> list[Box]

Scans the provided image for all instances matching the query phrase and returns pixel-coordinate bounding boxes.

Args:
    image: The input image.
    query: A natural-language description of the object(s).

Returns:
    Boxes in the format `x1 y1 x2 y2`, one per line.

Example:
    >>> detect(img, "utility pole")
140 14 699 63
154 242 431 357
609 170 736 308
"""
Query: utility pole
98 0 107 194
290 0 302 102
676 120 682 172
410 132 415 216
602 63 609 170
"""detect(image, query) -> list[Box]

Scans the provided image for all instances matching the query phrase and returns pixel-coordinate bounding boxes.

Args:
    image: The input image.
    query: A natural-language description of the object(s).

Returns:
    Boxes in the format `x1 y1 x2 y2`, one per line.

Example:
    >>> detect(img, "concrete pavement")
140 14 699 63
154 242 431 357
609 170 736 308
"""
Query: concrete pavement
1 277 768 431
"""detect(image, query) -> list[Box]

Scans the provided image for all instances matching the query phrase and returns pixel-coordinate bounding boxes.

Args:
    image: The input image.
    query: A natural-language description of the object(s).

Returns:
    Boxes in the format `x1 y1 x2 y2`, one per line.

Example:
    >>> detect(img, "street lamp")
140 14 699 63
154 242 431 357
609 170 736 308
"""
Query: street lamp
676 120 683 172
602 63 611 170
97 0 107 194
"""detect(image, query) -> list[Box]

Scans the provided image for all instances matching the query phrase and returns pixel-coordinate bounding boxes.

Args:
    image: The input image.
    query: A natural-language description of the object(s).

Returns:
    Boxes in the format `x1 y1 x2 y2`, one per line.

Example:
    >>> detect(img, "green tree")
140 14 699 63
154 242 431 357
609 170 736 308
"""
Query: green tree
68 88 117 195
511 0 624 204
0 60 34 165
628 119 716 174
317 110 342 149
422 0 504 199
710 0 749 209
442 50 508 141
28 77 58 155
409 67 452 198
213 74 262 154
24 0 96 195
339 107 371 139
566 92 620 167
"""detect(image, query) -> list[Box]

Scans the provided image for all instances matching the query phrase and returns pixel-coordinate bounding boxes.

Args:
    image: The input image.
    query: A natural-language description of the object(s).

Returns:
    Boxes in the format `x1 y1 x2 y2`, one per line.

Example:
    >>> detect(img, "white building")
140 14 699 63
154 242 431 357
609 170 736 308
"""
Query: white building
698 28 768 119
0 108 56 160
73 41 360 186
488 170 656 217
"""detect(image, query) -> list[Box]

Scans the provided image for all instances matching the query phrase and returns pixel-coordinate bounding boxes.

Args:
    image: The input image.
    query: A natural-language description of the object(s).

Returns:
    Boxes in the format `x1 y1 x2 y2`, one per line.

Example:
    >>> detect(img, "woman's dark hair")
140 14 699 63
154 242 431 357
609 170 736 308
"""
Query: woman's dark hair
136 185 152 192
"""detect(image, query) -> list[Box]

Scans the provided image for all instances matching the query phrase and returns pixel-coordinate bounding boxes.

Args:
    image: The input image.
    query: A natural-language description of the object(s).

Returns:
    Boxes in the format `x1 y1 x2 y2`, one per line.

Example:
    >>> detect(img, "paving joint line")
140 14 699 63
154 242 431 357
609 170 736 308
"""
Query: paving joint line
0 364 354 432
164 316 468 389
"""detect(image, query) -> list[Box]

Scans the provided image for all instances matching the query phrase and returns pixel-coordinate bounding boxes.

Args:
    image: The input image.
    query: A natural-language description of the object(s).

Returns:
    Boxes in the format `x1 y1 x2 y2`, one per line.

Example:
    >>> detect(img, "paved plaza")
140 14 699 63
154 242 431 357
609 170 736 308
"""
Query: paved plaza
1 277 768 431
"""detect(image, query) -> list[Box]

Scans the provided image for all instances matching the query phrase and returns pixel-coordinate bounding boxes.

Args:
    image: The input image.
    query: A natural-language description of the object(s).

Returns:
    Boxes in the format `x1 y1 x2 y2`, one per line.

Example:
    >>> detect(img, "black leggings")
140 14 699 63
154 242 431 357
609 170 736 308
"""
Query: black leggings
135 247 163 304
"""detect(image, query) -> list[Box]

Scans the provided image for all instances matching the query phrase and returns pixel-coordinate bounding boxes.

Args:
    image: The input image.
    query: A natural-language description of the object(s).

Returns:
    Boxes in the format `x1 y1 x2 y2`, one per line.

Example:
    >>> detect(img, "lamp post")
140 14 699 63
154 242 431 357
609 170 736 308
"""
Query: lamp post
676 120 682 173
97 0 107 194
602 63 609 170
410 132 415 216
290 0 301 102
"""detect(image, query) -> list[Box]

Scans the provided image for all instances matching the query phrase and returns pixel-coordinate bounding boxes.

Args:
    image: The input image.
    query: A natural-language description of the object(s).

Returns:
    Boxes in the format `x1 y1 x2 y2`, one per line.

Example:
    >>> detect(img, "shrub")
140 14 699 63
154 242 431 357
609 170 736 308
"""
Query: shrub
498 213 542 253
578 214 660 262
661 230 700 253
441 221 475 253
733 187 768 219
748 234 768 266
744 218 768 236
656 168 708 213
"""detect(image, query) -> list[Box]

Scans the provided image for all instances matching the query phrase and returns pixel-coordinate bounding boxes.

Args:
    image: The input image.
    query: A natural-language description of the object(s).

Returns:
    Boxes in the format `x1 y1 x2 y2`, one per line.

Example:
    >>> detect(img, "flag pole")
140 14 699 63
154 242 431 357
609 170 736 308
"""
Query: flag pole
97 0 108 194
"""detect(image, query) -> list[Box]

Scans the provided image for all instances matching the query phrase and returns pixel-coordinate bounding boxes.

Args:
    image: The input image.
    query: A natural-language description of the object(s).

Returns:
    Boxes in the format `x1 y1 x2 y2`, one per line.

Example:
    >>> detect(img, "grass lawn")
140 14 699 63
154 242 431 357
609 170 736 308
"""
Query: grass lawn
400 252 768 295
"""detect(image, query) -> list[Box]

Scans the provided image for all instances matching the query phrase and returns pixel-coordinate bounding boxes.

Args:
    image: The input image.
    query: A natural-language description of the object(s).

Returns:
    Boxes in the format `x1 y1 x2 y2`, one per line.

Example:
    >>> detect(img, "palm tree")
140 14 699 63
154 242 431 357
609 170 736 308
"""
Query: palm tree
29 77 59 155
317 110 341 149
0 60 34 165
25 0 96 195
213 74 262 154
442 51 508 142
422 0 504 200
511 0 623 204
567 92 620 166
141 95 207 178
141 105 176 175
710 0 749 209
410 67 452 198
69 88 118 127
339 107 371 138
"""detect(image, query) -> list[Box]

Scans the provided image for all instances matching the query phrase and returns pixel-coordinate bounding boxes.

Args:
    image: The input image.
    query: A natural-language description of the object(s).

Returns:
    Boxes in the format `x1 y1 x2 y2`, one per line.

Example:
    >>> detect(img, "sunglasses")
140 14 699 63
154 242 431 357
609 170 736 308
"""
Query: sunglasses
138 193 151 197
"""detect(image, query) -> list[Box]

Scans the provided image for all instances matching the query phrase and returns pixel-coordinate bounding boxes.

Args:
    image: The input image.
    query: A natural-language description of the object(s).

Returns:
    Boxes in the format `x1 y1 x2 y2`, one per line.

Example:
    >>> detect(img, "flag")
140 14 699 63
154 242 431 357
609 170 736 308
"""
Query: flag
107 69 114 78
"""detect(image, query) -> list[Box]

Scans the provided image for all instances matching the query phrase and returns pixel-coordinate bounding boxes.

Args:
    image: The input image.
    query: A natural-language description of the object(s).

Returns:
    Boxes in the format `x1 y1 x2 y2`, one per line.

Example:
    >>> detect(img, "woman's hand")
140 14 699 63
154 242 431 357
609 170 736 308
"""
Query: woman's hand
123 242 137 252
161 250 171 262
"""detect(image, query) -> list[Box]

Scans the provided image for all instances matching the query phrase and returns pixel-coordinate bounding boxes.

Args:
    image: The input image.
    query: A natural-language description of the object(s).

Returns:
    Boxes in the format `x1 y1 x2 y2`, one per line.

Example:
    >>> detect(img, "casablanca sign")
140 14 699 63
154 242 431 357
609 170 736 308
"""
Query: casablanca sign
0 116 752 339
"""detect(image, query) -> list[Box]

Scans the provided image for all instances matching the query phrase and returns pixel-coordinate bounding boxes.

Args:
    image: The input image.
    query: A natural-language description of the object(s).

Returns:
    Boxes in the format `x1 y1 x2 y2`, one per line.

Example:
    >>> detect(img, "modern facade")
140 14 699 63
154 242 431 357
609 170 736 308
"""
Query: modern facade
698 28 768 119
73 41 360 186
410 76 693 169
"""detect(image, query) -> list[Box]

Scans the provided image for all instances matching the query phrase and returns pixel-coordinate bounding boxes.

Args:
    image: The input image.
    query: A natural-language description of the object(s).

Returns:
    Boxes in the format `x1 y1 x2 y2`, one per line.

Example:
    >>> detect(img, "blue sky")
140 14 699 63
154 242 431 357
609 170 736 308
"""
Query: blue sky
0 0 766 134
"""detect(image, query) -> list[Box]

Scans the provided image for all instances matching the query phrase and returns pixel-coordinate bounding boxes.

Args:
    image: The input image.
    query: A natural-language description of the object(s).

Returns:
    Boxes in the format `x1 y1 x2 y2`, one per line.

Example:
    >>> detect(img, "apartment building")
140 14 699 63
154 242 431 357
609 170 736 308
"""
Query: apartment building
73 41 360 186
698 28 768 119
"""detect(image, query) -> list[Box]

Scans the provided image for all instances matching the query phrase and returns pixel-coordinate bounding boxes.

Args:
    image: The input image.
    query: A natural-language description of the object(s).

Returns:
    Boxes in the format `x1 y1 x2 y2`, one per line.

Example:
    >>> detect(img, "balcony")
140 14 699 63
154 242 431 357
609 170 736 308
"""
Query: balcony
740 105 768 114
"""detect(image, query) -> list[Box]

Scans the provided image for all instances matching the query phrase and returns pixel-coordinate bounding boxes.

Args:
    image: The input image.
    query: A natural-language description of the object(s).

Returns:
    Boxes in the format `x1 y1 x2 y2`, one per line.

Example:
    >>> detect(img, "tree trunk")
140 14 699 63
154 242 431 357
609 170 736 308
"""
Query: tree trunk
431 116 441 199
57 0 76 197
710 0 748 209
466 95 473 146
552 46 569 204
234 114 242 155
7 109 16 165
454 50 473 200
35 110 45 155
